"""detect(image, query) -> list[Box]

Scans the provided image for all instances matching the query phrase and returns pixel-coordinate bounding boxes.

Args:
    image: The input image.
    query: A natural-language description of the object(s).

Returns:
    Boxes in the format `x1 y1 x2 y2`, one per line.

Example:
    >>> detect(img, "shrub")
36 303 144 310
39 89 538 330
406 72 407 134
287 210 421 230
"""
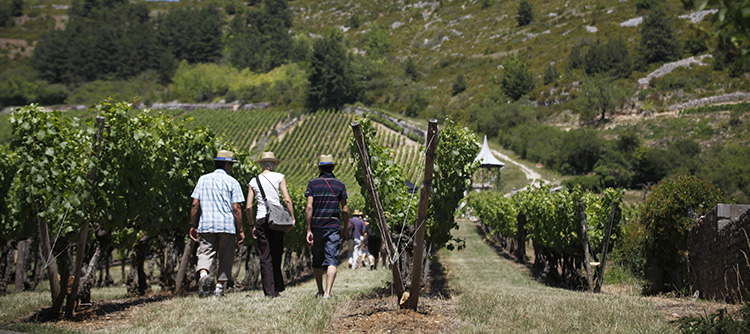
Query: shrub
611 204 647 278
501 57 535 101
349 13 360 28
641 175 722 292
635 0 665 11
452 73 467 96
171 61 235 102
566 42 586 71
361 23 392 58
517 0 533 27
678 304 750 334
543 63 558 85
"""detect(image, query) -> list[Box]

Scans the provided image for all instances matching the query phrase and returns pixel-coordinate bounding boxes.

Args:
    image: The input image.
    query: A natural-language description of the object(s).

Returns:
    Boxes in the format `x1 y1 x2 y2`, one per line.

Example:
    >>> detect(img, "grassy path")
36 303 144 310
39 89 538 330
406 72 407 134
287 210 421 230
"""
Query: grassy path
0 265 390 333
440 218 676 334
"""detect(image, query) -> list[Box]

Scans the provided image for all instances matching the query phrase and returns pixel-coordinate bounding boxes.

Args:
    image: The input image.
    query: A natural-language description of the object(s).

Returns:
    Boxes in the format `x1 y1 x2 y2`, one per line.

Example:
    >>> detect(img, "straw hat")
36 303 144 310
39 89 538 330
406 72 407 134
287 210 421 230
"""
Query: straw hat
257 152 280 165
215 150 236 162
318 154 335 166
353 210 363 216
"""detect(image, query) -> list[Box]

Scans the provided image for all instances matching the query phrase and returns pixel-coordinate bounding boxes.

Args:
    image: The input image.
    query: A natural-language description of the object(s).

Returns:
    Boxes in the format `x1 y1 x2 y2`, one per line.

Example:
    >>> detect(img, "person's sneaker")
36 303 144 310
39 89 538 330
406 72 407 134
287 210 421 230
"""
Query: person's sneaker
198 276 214 298
214 284 224 297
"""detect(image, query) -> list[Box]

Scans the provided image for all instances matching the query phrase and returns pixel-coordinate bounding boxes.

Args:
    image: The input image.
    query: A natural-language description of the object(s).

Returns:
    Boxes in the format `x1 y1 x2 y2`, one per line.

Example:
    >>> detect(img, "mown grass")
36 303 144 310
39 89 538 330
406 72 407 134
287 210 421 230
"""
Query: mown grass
442 218 675 333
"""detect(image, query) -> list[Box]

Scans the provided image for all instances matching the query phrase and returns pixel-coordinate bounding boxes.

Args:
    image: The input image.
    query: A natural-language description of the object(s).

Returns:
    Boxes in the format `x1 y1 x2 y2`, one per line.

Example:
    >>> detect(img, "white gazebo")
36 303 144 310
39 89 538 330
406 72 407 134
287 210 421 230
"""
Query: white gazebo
473 136 505 190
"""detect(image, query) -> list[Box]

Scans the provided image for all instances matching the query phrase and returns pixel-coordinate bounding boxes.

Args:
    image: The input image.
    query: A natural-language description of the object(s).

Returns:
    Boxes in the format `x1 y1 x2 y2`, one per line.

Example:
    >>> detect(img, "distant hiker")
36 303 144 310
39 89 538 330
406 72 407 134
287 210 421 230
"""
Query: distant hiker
305 154 349 298
364 217 383 270
348 210 366 269
246 152 295 298
190 150 245 297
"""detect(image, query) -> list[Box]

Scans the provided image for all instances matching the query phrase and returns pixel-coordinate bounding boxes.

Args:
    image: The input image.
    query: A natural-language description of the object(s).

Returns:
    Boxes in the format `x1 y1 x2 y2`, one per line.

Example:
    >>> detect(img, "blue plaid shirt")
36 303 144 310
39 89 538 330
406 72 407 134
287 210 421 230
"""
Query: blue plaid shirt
191 169 245 234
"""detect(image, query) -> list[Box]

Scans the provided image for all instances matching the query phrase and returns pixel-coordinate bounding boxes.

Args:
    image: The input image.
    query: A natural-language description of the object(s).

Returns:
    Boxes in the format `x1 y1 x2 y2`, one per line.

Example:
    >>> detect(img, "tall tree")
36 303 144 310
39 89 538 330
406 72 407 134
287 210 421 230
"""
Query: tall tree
575 74 626 124
307 28 355 111
32 2 156 84
155 5 224 65
639 6 681 65
584 37 632 79
501 57 535 101
227 0 293 72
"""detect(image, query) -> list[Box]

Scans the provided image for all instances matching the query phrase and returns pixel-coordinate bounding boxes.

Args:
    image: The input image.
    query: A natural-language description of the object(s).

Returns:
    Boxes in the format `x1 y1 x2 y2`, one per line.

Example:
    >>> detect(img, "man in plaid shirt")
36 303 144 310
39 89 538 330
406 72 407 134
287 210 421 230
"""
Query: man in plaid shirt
190 150 245 297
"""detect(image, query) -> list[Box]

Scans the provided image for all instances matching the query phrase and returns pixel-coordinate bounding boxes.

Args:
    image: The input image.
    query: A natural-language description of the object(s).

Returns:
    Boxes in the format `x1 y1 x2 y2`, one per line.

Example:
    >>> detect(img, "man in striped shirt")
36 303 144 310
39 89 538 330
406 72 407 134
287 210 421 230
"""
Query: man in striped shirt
305 154 349 299
190 150 245 297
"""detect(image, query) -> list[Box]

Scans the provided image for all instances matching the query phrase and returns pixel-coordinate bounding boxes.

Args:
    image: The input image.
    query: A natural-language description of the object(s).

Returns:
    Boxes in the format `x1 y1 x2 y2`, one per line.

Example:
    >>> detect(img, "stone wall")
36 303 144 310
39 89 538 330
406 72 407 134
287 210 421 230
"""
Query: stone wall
687 204 750 303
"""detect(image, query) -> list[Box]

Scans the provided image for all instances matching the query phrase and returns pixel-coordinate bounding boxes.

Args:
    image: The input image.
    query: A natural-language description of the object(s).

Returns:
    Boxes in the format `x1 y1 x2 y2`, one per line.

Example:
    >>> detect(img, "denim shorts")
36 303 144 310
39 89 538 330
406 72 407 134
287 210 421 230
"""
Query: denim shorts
312 229 341 268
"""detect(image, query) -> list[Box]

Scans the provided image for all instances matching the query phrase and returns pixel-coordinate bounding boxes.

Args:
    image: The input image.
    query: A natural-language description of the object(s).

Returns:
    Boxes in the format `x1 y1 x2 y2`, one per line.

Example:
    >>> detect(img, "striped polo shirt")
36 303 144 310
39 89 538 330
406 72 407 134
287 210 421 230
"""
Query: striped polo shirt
191 169 245 234
305 172 348 230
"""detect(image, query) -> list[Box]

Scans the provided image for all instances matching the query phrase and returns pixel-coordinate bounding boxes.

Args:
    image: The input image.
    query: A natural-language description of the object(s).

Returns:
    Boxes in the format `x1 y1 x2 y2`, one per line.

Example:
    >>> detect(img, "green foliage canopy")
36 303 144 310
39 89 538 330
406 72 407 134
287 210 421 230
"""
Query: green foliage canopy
641 175 722 291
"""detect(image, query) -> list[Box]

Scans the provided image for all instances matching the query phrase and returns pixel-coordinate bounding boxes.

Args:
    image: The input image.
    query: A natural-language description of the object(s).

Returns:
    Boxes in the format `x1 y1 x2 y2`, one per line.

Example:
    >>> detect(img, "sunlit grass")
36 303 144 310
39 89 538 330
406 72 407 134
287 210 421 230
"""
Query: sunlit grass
442 218 675 333
0 260 390 333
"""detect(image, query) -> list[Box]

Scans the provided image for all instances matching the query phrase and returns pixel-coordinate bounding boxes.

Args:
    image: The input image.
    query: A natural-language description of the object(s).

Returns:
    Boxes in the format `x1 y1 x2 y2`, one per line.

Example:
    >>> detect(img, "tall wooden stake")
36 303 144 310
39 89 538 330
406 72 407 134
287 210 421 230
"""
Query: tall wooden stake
66 116 105 318
594 201 619 293
38 213 60 303
406 119 438 310
351 121 405 299
578 199 594 292
175 238 196 294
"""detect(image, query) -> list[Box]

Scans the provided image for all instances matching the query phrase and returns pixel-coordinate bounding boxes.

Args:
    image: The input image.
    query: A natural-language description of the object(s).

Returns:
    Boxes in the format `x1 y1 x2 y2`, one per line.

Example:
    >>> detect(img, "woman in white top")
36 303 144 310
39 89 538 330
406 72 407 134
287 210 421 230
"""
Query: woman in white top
246 152 295 298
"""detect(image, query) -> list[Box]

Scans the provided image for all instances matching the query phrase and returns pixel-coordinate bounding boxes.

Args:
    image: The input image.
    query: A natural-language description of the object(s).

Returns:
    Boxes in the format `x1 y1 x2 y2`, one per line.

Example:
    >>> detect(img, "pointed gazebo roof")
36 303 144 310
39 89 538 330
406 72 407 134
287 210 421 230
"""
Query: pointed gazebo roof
474 136 505 168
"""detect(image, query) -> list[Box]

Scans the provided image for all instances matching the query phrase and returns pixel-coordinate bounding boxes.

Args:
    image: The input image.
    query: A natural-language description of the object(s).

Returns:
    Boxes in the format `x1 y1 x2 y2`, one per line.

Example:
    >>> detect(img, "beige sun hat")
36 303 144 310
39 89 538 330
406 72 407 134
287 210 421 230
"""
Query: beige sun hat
353 210 363 216
257 152 281 165
215 150 236 162
318 154 335 166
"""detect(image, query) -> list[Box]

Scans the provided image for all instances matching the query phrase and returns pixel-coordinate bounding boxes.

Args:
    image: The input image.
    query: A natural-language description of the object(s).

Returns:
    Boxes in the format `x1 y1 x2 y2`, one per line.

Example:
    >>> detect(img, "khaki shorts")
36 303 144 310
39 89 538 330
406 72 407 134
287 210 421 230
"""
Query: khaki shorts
196 233 236 282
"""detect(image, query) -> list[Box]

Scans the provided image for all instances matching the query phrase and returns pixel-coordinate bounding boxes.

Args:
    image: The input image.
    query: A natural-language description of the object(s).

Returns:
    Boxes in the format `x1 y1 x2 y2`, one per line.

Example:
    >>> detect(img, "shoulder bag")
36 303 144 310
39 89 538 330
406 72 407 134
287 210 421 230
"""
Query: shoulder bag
256 175 294 231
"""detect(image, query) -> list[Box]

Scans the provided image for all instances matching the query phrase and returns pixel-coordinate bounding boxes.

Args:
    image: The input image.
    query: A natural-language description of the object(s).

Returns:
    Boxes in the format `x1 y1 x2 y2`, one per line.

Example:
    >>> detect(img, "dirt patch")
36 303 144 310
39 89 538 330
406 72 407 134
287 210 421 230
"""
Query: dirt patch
328 294 462 333
23 292 170 331
646 295 741 322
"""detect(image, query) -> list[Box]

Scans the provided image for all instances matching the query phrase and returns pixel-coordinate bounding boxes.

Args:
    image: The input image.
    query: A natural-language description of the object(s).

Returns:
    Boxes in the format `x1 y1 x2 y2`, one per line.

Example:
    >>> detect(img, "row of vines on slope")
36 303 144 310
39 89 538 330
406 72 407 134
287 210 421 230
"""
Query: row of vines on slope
0 101 320 319
466 184 623 288
349 117 479 293
263 110 423 193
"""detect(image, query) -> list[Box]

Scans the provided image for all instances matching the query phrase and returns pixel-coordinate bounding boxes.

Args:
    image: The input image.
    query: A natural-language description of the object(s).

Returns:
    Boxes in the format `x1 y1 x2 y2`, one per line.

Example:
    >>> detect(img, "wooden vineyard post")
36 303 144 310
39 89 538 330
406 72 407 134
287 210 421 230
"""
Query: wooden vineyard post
66 116 105 318
175 238 196 294
351 121 406 300
406 119 438 310
38 214 61 304
14 239 29 292
578 199 594 292
594 201 619 293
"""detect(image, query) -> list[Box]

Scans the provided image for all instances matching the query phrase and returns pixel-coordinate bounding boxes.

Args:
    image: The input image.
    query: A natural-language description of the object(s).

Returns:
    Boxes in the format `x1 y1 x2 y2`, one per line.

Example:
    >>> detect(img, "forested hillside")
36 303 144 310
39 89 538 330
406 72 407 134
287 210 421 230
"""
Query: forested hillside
0 0 749 202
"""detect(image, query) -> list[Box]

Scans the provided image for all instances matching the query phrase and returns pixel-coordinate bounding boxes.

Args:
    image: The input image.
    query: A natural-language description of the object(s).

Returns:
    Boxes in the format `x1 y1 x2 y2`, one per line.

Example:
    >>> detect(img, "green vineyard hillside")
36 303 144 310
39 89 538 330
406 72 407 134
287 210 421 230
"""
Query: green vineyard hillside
169 109 425 194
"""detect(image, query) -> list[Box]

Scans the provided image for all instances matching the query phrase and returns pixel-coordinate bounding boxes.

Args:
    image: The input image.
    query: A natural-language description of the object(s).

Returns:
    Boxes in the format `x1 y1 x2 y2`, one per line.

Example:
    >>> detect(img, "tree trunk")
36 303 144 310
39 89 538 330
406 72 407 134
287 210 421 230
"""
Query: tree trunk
31 243 43 291
78 238 101 304
158 237 177 292
515 213 527 263
15 238 31 292
127 236 152 296
50 246 71 318
65 222 89 318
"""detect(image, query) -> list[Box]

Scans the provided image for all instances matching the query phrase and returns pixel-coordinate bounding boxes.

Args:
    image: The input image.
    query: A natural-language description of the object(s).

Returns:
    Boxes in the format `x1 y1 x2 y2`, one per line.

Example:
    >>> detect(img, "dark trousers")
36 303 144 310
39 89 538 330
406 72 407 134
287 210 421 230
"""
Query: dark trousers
256 217 285 297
